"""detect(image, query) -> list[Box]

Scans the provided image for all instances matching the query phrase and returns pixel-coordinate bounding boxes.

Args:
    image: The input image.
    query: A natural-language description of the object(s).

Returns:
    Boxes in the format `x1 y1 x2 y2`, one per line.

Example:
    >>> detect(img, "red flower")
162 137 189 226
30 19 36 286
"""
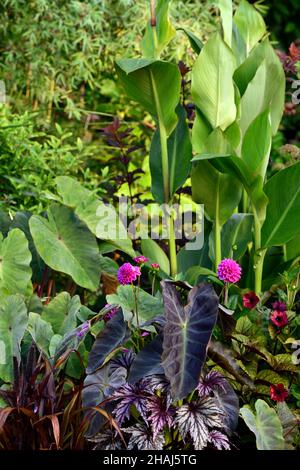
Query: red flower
270 383 288 402
243 291 259 310
270 310 288 328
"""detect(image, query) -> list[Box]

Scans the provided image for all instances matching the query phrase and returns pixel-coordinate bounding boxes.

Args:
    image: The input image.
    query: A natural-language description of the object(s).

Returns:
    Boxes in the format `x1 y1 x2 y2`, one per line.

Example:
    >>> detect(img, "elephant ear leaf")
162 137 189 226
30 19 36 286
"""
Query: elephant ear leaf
161 281 219 400
86 309 128 374
240 399 285 450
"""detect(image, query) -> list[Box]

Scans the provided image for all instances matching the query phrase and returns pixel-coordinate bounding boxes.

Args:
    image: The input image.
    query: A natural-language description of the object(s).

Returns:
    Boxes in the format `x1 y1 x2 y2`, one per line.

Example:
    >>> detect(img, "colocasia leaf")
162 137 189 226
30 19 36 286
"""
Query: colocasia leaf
162 282 219 400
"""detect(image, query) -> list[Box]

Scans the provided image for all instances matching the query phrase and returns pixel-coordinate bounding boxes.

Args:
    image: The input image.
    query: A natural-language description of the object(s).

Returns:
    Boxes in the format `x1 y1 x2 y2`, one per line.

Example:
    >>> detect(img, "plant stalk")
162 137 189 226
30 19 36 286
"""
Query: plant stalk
253 211 266 295
214 177 221 270
159 122 177 277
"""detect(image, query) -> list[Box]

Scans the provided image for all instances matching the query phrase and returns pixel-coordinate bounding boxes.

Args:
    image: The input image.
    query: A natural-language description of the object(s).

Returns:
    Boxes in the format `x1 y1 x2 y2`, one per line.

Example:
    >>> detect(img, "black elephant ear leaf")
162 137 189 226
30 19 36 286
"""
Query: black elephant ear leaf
161 281 219 400
128 334 164 384
86 309 127 374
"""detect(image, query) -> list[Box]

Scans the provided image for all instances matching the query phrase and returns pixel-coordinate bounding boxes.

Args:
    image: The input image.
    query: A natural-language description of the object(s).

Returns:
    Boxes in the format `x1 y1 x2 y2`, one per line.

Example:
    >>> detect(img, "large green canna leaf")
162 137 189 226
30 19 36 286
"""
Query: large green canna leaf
218 0 233 48
150 104 192 204
178 28 203 55
141 0 175 58
210 213 253 261
241 108 272 179
116 58 181 137
240 399 284 450
191 160 242 226
29 204 101 291
193 153 268 224
191 33 236 131
0 228 32 296
161 282 219 400
233 0 266 57
0 295 28 383
261 162 300 248
55 176 134 257
234 39 269 96
239 43 285 136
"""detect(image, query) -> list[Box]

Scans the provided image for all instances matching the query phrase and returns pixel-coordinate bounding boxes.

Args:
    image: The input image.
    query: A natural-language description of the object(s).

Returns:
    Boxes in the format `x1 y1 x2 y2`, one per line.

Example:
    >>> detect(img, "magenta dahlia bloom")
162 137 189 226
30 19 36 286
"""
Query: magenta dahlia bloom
150 263 160 270
117 262 141 285
217 259 242 284
133 256 149 265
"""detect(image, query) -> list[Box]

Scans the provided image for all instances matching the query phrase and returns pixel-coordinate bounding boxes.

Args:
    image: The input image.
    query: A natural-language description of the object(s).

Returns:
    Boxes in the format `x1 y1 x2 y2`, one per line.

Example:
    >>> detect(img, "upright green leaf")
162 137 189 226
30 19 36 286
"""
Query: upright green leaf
178 28 203 54
0 295 28 383
150 104 192 203
193 153 268 224
218 0 233 47
191 160 242 226
240 399 285 450
241 109 272 179
261 162 300 248
233 0 266 56
0 228 32 296
116 59 181 137
234 39 269 96
141 0 175 58
161 282 219 400
29 204 101 291
191 33 236 131
211 213 253 260
239 43 285 136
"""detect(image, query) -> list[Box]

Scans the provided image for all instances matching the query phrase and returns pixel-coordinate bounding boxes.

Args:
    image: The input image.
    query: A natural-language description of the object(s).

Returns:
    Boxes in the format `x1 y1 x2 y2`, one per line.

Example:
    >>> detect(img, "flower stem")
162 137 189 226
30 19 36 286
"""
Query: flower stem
214 180 221 270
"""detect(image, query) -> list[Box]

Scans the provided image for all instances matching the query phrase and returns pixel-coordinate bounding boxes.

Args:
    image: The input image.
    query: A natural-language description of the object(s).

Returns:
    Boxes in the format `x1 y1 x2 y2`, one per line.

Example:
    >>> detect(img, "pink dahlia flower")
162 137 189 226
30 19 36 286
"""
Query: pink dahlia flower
133 255 149 265
150 263 160 270
117 262 141 285
217 259 242 284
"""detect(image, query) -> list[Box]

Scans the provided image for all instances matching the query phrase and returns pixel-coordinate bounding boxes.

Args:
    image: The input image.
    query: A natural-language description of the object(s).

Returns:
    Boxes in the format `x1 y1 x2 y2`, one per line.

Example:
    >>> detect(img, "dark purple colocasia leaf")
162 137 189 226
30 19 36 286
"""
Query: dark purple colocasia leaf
123 424 165 450
128 334 164 384
161 282 219 400
175 396 224 450
86 309 128 374
82 363 127 437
